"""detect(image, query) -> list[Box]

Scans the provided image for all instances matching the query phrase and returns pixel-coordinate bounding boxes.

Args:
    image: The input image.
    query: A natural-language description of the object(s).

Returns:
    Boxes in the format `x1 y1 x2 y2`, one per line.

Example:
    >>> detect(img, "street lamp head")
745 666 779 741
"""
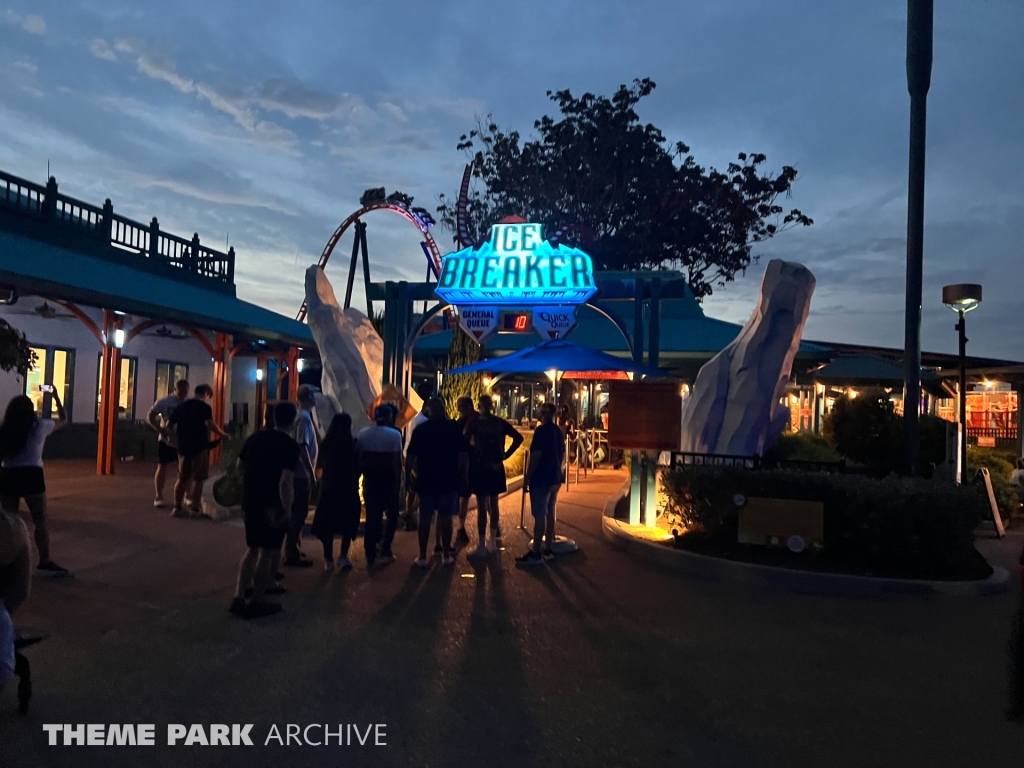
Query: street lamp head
942 283 982 313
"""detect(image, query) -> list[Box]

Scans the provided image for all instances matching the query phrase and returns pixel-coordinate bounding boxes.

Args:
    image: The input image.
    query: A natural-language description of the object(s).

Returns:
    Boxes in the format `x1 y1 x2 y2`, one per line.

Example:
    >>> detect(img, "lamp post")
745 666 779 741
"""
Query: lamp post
902 0 934 475
942 283 982 483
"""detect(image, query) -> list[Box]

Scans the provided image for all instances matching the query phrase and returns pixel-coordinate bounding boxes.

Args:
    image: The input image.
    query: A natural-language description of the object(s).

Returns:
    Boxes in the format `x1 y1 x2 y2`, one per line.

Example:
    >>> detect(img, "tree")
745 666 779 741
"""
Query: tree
0 319 35 378
439 322 481 419
437 78 812 300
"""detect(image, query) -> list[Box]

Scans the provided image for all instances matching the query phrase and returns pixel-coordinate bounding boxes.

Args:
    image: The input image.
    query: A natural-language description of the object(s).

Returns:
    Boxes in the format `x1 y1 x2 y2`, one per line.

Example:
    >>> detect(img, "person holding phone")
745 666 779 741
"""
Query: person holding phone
0 391 69 575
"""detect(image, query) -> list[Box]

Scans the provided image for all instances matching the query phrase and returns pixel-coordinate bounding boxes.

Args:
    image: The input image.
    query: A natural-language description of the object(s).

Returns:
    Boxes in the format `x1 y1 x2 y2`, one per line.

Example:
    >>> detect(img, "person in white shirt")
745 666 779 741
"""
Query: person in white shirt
0 394 68 575
0 507 31 710
146 379 189 508
357 405 403 568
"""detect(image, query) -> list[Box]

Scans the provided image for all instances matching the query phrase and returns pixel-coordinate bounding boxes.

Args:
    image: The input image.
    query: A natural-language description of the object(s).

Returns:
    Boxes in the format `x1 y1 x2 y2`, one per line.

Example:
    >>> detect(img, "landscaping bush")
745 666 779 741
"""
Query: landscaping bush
763 431 841 463
968 445 1020 516
504 431 532 478
661 465 990 580
823 391 946 475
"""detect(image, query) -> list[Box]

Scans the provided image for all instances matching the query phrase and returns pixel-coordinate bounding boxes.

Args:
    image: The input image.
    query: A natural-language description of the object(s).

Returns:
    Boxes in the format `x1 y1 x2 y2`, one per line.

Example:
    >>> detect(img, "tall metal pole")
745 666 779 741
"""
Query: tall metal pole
903 0 934 475
957 310 968 483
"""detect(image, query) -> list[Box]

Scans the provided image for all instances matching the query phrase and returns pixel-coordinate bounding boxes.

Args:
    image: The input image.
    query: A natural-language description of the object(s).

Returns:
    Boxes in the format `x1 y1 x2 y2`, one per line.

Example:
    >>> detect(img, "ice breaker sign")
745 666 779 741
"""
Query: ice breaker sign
436 223 597 306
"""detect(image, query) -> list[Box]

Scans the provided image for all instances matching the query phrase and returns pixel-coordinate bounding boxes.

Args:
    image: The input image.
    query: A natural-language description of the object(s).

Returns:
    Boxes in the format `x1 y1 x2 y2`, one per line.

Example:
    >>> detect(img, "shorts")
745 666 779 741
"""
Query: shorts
529 484 559 519
157 442 178 465
472 465 507 497
419 492 458 524
0 466 46 498
243 508 287 550
178 451 210 483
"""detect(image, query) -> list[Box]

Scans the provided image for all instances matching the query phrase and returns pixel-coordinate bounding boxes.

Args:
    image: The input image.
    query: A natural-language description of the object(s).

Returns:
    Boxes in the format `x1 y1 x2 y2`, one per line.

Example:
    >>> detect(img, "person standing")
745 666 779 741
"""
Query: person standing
169 384 228 519
517 403 564 565
0 393 69 575
284 385 318 568
407 397 468 567
467 394 523 558
146 379 189 508
230 402 299 620
311 414 361 572
1008 542 1024 722
357 405 403 568
455 396 478 544
0 505 31 708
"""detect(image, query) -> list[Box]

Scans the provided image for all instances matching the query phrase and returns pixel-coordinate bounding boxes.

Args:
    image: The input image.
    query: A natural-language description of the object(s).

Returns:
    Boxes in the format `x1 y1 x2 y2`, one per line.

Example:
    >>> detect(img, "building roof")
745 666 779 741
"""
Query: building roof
0 229 313 347
812 354 948 396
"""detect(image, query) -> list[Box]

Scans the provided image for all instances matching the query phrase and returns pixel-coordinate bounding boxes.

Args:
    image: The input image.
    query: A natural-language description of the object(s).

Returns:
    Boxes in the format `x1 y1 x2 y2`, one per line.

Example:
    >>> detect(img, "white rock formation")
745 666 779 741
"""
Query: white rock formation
304 266 384 432
679 259 816 456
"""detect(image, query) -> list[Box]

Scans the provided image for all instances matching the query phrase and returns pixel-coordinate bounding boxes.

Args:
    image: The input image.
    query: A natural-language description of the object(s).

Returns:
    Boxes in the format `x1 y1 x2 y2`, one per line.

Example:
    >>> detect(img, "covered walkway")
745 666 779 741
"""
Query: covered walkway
0 169 313 472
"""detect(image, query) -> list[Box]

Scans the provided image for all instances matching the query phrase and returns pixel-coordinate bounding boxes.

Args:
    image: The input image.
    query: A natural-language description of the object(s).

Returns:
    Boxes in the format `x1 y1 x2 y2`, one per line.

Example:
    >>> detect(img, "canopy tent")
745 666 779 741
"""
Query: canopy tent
447 338 669 377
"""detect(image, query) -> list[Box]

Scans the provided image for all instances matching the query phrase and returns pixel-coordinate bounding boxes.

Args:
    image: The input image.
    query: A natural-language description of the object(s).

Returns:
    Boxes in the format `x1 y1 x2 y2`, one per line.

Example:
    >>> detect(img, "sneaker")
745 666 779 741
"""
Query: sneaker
189 509 206 520
456 527 470 544
469 544 489 559
442 555 455 566
492 526 503 541
243 600 282 619
541 548 555 562
378 552 395 565
516 550 543 566
324 559 335 572
414 557 429 568
170 507 189 519
36 560 70 576
338 557 353 571
153 499 165 508
229 597 247 617
433 544 443 555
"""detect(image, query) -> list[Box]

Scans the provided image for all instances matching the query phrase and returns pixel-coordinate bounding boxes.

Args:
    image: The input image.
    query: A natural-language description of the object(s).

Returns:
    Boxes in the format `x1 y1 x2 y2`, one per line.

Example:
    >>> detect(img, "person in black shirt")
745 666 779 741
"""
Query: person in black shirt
230 402 299 620
407 397 468 567
466 395 523 558
311 414 361 572
169 384 228 519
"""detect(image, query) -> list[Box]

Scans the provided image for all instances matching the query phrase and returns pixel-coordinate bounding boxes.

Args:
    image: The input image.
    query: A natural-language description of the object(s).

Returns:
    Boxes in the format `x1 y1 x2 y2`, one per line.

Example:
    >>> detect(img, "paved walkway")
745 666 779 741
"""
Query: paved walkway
1 460 1022 767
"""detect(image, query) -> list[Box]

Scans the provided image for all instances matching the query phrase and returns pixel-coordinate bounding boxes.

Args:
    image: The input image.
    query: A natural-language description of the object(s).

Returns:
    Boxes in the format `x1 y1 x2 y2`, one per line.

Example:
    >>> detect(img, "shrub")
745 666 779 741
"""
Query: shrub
968 445 1020 515
763 431 840 463
661 465 988 579
504 431 533 478
823 391 947 474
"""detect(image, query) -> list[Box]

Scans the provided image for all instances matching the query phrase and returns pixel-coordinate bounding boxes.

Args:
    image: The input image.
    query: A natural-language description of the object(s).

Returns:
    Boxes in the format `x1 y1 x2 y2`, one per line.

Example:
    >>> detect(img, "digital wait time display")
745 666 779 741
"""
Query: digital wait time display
499 310 533 333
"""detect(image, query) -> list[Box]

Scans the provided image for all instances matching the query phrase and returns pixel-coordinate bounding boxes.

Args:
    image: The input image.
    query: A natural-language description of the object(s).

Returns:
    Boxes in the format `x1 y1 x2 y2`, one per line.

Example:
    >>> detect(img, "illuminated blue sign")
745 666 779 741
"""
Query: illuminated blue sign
436 222 597 306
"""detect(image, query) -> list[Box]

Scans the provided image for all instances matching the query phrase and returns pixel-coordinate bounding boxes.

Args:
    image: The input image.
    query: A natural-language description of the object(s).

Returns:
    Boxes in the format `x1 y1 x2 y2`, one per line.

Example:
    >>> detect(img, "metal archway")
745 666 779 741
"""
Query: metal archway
296 201 442 322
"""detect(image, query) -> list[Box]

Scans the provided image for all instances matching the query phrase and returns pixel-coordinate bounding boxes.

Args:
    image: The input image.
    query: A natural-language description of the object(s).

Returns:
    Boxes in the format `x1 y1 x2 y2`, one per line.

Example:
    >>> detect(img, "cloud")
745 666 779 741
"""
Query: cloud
5 11 45 35
88 39 118 62
134 170 297 216
21 14 44 34
13 60 37 74
255 77 344 119
196 82 255 129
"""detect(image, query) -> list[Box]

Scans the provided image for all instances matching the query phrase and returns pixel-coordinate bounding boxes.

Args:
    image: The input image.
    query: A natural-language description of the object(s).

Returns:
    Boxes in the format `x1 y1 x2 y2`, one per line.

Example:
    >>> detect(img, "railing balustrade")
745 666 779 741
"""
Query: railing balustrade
0 168 235 289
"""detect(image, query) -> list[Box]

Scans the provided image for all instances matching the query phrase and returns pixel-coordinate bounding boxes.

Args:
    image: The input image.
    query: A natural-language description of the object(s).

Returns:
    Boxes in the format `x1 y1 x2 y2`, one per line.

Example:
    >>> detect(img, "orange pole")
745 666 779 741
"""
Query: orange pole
286 348 300 402
210 332 231 466
254 354 268 430
97 310 123 475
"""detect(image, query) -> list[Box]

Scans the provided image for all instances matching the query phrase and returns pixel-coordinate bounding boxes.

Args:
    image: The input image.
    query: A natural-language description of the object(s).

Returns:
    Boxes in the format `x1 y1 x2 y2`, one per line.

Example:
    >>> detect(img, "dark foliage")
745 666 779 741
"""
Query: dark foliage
0 319 35 378
662 466 990 580
437 78 812 300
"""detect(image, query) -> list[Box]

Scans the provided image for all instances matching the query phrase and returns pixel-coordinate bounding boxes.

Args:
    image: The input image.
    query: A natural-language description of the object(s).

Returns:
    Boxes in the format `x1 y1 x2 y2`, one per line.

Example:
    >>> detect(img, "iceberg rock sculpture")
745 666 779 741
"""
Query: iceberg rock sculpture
679 259 816 456
304 265 384 432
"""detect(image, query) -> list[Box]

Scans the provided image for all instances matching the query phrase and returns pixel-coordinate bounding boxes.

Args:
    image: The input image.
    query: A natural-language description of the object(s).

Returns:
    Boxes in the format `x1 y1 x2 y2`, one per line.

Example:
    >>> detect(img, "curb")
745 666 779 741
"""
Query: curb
601 482 1011 598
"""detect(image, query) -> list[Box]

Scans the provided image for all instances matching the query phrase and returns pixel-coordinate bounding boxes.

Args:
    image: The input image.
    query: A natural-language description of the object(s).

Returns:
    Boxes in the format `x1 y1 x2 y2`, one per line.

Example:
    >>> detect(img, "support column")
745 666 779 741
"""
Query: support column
254 354 268 429
210 332 231 466
286 348 300 402
96 310 123 475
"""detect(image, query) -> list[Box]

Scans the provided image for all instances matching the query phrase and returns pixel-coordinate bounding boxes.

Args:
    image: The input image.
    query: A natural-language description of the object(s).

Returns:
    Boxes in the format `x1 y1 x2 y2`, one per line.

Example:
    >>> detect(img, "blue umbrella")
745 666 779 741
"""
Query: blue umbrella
446 338 669 377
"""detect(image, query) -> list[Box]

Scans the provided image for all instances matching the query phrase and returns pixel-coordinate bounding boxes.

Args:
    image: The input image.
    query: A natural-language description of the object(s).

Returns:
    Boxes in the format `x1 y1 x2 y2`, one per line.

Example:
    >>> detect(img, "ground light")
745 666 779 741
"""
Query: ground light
943 282 982 483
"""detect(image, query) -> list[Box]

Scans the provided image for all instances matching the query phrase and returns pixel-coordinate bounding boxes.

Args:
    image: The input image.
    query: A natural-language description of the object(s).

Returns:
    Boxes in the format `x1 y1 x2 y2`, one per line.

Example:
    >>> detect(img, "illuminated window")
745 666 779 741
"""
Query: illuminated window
155 361 189 399
24 346 75 420
96 354 138 420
